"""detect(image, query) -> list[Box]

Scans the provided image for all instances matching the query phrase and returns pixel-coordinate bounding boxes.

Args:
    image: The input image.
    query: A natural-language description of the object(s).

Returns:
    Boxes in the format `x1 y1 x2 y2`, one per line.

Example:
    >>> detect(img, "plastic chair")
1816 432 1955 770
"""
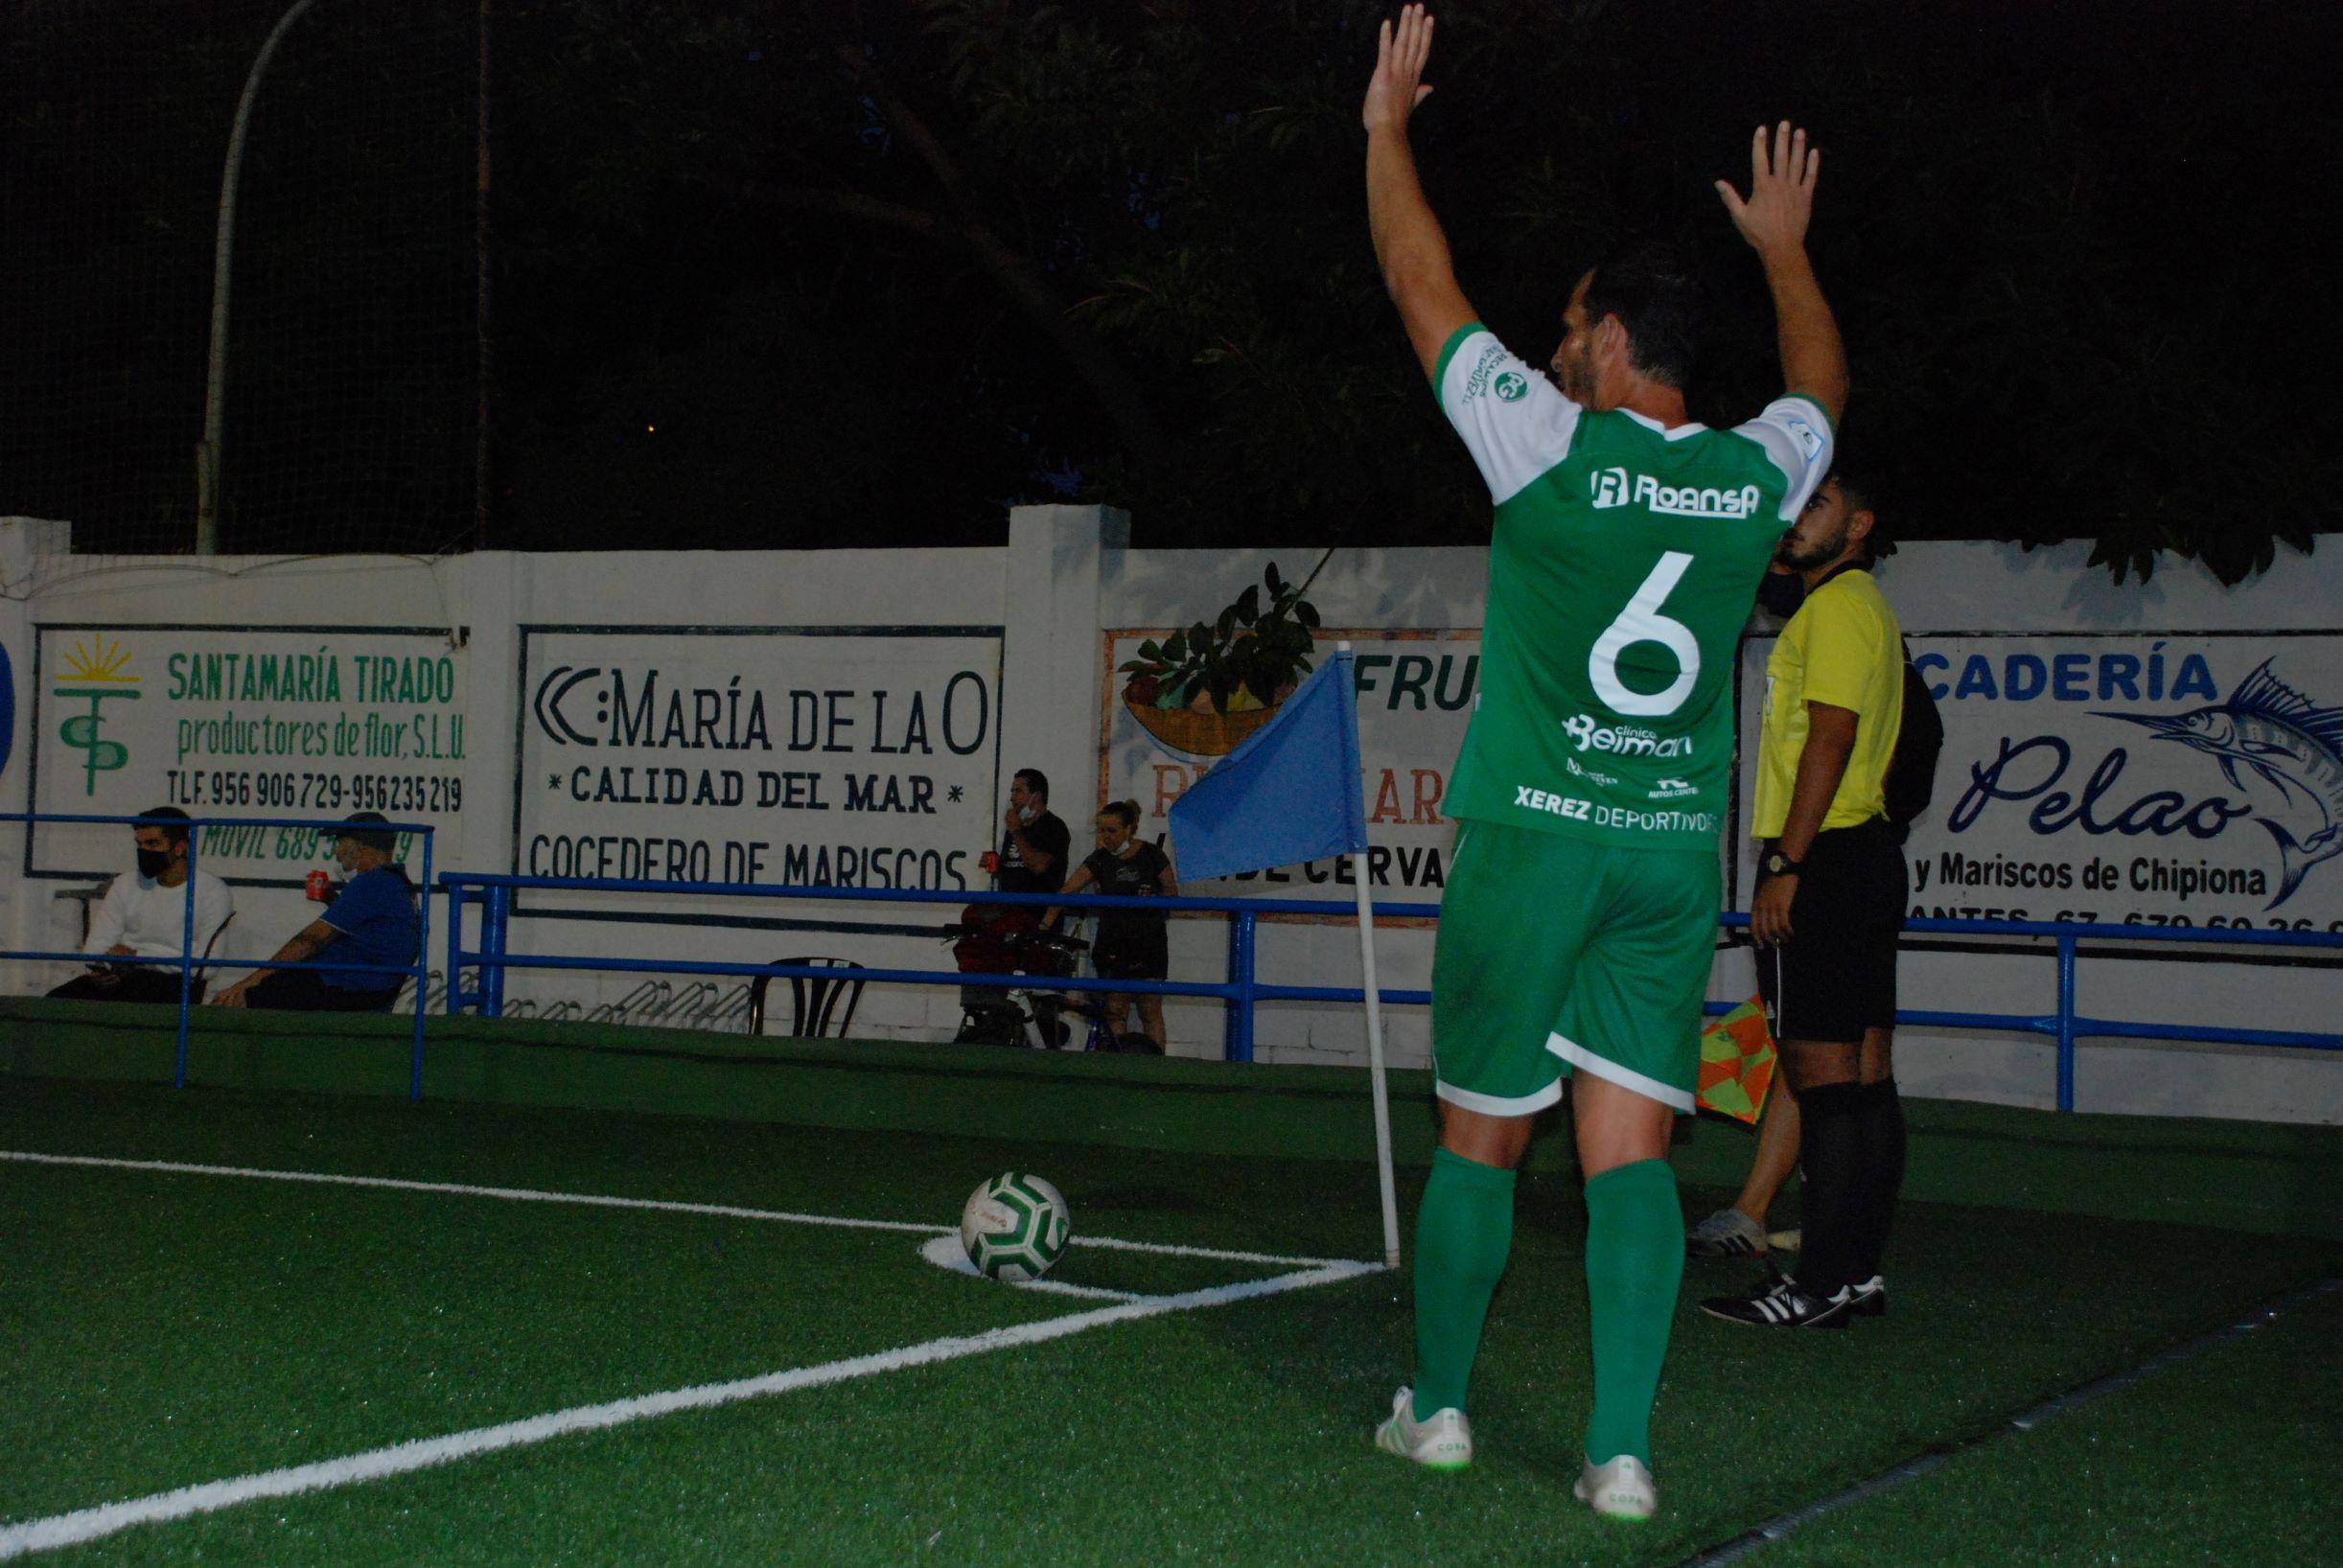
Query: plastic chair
747 957 868 1039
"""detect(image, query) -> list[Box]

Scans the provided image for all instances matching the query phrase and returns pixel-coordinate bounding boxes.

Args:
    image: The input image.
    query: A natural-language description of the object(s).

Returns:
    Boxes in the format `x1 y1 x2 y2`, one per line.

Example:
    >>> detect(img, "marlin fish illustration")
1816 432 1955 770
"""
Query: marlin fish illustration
2096 659 2343 909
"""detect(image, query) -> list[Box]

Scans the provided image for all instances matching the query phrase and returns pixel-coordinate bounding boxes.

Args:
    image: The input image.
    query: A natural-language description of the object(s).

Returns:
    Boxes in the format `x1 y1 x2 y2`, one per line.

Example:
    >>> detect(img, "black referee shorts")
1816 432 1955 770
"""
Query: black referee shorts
1755 817 1908 1045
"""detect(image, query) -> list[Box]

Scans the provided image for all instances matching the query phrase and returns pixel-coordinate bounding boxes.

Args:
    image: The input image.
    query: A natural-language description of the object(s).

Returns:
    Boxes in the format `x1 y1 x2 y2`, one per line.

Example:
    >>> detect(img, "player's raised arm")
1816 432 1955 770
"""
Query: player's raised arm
1717 122 1847 427
1364 6 1474 380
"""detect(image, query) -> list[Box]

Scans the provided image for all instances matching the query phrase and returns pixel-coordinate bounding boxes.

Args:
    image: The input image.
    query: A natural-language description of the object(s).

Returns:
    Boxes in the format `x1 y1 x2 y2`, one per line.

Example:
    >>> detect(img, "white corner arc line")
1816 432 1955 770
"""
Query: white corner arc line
1068 1234 1354 1268
0 1151 1351 1268
0 1258 1381 1560
915 1234 1143 1303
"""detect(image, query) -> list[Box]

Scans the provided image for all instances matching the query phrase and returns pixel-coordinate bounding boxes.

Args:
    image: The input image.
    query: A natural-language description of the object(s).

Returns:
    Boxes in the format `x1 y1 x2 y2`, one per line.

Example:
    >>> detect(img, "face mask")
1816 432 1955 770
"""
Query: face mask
136 847 173 879
1756 572 1808 619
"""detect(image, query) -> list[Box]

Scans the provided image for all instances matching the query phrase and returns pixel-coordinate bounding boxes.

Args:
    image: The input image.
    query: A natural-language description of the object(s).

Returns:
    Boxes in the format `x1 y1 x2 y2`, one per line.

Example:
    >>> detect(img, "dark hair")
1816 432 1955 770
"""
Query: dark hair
1098 800 1140 830
137 805 191 846
1821 464 1892 562
1013 768 1050 802
336 810 398 855
1580 240 1703 389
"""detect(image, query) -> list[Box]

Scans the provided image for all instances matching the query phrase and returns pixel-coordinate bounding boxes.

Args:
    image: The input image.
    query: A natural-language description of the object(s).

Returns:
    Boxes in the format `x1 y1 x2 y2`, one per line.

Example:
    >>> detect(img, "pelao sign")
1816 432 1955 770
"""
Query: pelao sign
1832 634 2343 932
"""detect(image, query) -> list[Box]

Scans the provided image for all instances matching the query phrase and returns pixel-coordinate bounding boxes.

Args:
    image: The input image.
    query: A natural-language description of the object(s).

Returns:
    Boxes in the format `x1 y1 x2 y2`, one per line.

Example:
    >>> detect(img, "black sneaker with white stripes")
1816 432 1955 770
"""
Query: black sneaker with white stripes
1849 1274 1888 1317
1698 1274 1855 1328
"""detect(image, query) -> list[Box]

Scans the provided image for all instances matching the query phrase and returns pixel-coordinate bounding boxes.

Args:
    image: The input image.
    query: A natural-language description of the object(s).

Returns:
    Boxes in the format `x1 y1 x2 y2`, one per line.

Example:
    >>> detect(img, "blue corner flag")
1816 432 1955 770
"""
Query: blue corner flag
1168 651 1369 883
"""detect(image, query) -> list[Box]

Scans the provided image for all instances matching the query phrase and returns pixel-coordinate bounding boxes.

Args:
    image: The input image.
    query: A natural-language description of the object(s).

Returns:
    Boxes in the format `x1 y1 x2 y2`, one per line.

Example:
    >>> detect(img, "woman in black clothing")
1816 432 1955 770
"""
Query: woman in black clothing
1043 800 1178 1050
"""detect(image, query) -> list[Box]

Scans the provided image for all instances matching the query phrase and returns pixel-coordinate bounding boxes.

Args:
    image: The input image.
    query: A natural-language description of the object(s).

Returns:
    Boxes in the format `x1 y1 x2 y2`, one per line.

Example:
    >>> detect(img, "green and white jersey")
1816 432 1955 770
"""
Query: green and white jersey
1434 322 1833 848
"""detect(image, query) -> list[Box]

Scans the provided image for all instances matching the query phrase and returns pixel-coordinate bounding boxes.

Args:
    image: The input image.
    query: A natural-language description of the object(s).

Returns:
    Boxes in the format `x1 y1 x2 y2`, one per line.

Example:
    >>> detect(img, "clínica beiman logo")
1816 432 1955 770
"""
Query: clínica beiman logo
54 634 141 796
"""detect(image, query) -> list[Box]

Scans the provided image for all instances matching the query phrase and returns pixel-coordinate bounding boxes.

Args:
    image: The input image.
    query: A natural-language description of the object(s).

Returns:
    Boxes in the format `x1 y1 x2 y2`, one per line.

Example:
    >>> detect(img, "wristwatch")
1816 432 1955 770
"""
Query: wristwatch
1762 848 1804 878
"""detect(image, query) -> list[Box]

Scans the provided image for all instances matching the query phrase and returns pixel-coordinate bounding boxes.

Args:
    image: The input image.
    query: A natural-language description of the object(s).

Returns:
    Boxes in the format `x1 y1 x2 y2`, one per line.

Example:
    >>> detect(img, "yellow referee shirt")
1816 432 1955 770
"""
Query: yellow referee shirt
1752 568 1904 838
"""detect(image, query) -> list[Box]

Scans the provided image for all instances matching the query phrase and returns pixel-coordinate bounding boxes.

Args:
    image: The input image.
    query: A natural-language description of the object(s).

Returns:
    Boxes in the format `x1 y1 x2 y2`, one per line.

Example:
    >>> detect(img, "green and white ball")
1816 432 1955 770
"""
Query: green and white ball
960 1173 1071 1281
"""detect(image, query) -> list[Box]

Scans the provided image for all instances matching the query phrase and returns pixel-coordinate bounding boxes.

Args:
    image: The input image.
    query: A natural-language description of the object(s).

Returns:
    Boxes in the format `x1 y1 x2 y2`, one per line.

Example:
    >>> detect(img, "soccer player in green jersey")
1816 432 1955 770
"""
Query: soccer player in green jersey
1361 6 1848 1519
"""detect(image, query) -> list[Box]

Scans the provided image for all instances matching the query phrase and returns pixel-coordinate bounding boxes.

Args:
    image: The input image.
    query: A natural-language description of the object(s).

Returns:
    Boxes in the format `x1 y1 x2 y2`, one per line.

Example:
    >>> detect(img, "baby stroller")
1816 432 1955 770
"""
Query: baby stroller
942 903 1088 1049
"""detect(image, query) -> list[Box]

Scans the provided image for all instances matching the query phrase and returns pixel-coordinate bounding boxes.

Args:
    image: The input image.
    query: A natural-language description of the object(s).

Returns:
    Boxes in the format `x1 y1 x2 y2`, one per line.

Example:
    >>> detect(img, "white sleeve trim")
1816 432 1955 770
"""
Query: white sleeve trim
1732 396 1836 522
1437 330 1583 505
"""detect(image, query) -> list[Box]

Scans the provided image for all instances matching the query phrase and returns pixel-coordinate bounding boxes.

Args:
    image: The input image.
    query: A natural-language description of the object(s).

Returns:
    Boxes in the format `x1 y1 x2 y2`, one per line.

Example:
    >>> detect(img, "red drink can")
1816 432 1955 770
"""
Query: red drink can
305 869 331 901
979 850 1001 874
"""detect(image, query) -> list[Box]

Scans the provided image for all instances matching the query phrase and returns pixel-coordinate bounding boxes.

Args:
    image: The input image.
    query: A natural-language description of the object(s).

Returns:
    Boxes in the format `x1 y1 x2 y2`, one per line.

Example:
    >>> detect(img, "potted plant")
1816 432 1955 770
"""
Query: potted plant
1118 562 1322 756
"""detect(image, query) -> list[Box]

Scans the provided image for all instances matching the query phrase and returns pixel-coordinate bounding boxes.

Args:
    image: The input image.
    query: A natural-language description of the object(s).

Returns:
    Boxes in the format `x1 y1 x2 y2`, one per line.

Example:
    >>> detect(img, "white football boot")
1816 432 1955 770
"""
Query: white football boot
1575 1454 1659 1520
1373 1386 1473 1470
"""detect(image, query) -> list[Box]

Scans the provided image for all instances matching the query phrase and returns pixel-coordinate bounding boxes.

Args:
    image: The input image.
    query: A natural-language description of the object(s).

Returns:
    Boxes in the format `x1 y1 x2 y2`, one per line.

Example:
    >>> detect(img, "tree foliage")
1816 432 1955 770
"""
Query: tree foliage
10 0 2338 580
491 0 2343 577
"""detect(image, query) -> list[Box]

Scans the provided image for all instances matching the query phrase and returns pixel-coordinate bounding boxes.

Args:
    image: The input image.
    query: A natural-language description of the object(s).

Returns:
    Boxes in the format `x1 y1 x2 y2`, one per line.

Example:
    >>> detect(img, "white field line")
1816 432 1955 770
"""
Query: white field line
0 1257 1380 1559
0 1151 1355 1268
1 1148 1384 1556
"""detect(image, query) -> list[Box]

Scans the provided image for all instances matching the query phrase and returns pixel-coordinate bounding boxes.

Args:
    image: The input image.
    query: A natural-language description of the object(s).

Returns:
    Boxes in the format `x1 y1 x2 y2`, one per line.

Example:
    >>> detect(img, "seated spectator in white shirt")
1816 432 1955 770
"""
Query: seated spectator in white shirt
47 807 235 1003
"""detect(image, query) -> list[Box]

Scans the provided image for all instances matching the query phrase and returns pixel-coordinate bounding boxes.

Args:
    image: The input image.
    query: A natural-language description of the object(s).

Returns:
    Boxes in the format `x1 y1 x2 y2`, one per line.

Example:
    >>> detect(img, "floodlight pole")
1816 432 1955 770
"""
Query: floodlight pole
196 0 323 556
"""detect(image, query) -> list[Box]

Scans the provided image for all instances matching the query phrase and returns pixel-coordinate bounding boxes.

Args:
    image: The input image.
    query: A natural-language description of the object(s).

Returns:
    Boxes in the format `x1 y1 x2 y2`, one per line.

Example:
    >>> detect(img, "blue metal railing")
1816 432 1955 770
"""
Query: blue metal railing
2 812 436 1097
1720 911 2343 1111
438 872 2343 1109
8 835 2339 1114
436 873 1437 1061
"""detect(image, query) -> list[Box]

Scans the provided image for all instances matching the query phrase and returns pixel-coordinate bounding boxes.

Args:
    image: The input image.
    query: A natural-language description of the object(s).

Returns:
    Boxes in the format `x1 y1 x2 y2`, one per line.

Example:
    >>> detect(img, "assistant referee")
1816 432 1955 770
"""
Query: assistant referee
1705 468 1908 1329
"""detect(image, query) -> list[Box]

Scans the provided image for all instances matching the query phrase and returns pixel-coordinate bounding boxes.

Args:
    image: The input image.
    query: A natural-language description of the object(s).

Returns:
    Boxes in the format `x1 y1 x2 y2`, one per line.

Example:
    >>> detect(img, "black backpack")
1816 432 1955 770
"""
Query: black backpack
1881 639 1943 842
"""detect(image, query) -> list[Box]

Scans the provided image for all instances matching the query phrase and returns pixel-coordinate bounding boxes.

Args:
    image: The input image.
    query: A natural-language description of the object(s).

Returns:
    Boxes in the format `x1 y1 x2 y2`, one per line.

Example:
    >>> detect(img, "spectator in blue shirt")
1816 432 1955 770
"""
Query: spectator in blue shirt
212 813 420 1012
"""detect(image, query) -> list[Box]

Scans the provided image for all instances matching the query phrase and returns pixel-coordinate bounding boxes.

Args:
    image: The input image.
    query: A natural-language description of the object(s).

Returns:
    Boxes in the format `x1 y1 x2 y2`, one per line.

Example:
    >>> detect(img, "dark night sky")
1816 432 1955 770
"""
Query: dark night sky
3 0 2336 580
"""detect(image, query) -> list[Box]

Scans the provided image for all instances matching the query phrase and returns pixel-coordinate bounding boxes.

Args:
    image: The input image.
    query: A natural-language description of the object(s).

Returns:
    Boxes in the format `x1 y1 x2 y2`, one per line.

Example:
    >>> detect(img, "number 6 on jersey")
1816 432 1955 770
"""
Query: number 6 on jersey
1589 551 1699 717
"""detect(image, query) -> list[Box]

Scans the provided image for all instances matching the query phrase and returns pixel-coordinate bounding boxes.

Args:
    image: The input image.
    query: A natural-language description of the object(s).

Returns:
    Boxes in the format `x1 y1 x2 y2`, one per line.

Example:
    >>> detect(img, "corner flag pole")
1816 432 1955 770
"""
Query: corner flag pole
1165 637 1398 1270
1352 856 1403 1269
1337 641 1403 1270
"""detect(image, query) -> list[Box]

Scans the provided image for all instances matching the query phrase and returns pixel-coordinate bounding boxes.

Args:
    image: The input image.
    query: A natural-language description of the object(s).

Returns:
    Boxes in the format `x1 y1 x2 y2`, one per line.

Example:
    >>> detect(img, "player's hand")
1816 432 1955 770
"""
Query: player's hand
1751 872 1798 947
1361 5 1435 135
1716 122 1820 259
212 980 250 1008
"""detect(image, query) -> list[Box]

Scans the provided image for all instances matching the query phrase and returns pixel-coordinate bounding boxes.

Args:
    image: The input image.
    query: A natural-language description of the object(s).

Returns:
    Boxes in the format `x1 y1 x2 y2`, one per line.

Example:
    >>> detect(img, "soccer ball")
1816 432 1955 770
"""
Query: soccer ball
960 1172 1072 1281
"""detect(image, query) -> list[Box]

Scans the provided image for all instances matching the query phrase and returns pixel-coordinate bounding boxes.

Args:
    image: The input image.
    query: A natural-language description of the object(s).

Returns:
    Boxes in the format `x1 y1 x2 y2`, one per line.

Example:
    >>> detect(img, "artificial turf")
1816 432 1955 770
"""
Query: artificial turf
4 1075 2336 1566
1736 1284 2343 1568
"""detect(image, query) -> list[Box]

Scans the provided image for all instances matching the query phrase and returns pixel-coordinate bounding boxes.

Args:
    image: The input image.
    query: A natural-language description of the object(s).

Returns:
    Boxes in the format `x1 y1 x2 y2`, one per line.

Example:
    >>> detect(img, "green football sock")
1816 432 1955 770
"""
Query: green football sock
1582 1157 1683 1465
1410 1147 1517 1420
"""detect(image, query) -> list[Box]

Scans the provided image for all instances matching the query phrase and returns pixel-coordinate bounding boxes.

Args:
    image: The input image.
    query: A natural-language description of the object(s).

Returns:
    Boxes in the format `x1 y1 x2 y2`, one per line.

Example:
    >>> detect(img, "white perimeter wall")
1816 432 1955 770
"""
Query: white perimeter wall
4 510 2338 1124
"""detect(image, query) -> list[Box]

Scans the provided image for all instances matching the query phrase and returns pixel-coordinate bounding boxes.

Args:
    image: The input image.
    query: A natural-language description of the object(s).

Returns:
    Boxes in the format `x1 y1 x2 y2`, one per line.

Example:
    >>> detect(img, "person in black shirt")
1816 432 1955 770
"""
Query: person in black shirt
1045 800 1177 1049
995 769 1071 895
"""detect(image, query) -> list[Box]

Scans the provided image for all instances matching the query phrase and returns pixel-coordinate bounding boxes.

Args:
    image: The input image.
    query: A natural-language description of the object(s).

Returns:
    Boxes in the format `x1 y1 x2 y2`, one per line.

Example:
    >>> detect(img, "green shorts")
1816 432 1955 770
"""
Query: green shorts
1430 818 1721 1116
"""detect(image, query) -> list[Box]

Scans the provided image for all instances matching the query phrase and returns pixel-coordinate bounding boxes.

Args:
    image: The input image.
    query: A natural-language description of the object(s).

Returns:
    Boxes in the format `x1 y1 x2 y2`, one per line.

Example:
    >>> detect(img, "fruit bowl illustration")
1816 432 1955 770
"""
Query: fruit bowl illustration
1118 565 1319 759
1121 679 1281 757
